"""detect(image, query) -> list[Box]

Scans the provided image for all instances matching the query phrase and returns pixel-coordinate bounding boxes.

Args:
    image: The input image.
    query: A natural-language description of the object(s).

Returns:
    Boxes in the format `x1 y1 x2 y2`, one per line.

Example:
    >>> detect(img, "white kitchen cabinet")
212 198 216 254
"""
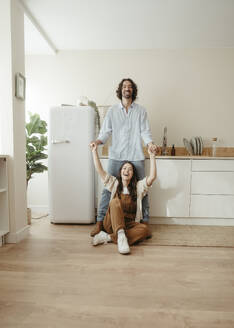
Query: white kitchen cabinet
97 158 191 218
97 157 234 223
190 159 234 218
190 195 234 218
0 156 9 244
191 172 234 194
192 159 234 172
146 159 191 217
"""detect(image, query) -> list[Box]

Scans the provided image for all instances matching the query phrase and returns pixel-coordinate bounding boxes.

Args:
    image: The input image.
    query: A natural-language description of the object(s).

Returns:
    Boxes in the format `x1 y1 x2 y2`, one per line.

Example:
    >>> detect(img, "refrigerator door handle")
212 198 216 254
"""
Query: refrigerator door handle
51 139 70 144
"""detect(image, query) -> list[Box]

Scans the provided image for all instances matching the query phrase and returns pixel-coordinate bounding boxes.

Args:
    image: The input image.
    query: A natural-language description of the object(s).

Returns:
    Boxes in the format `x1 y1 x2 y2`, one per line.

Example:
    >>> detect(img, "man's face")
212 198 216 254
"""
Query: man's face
122 80 133 100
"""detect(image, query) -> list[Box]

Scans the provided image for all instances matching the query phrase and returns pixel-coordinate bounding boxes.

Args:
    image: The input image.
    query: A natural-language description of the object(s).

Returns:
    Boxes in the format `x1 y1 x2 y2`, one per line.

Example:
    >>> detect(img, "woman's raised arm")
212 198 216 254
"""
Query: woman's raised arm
146 148 157 186
89 142 107 181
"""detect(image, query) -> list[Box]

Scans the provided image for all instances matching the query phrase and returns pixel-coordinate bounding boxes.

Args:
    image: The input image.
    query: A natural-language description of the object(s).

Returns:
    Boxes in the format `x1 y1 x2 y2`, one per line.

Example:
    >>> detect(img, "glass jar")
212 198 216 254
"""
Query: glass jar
211 137 217 157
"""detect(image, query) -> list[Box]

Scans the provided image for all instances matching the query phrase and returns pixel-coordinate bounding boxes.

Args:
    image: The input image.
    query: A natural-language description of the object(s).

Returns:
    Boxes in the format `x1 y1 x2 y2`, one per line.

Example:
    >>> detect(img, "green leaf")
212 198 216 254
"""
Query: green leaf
26 112 48 184
88 100 100 130
26 113 47 136
29 163 48 173
26 152 47 162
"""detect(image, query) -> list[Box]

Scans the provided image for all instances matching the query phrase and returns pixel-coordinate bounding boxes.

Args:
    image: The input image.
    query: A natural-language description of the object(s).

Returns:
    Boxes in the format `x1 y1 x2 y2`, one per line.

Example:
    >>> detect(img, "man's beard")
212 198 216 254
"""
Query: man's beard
122 91 132 99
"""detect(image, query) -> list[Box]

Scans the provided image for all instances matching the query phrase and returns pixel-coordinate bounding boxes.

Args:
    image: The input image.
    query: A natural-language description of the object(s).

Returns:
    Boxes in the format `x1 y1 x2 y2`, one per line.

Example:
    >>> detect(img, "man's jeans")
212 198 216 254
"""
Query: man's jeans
97 159 149 222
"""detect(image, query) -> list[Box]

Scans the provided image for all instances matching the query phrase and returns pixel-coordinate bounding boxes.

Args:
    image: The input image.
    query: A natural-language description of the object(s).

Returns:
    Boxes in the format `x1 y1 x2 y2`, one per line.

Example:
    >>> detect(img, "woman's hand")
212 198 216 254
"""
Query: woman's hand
147 147 155 157
146 145 157 186
89 141 107 181
147 142 160 156
89 142 97 152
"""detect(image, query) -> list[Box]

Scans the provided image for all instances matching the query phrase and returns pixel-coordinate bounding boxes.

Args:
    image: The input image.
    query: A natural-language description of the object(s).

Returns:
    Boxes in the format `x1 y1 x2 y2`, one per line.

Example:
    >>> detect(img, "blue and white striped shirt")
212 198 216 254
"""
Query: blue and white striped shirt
98 102 153 161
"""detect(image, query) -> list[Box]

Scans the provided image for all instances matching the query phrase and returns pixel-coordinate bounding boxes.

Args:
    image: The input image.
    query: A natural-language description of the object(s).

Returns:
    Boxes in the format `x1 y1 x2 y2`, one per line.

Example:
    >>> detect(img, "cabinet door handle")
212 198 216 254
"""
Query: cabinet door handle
51 139 70 144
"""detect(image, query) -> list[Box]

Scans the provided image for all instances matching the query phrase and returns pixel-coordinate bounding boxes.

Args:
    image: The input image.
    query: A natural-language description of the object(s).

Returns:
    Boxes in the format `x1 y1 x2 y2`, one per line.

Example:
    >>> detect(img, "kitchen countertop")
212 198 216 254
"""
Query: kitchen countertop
100 156 234 160
99 145 234 158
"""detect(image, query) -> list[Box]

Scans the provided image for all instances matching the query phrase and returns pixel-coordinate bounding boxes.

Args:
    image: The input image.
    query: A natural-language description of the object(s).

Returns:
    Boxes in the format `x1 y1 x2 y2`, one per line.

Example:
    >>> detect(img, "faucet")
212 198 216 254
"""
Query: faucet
161 126 167 156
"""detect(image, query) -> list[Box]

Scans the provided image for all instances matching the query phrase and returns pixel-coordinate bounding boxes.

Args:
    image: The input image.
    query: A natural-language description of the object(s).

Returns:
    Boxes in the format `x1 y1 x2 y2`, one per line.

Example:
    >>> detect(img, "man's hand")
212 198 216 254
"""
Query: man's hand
89 139 102 151
89 142 97 152
147 142 160 156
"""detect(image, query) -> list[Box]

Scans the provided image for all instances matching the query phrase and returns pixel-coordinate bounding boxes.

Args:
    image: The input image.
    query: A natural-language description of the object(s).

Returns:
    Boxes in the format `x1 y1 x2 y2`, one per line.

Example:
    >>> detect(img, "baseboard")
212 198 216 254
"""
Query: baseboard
149 217 234 226
26 207 234 226
28 205 49 216
5 225 30 244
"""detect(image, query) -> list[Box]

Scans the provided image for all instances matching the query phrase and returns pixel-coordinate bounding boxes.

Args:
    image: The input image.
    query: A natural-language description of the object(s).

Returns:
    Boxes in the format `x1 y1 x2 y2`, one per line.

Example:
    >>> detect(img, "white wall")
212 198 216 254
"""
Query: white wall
25 48 234 212
0 0 28 241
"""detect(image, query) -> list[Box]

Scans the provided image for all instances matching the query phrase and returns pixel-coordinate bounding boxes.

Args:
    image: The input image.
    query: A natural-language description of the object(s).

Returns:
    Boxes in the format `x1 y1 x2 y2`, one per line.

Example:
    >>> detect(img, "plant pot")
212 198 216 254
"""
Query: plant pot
27 208 32 225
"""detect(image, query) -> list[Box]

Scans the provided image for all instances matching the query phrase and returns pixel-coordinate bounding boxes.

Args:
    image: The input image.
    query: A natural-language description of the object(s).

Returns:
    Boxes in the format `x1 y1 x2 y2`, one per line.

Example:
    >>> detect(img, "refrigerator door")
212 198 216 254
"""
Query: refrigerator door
48 106 95 223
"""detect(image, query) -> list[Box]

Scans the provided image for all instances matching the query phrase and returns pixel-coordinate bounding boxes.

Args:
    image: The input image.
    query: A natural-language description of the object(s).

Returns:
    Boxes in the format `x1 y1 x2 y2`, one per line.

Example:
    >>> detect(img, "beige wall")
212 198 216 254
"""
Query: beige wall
25 48 234 211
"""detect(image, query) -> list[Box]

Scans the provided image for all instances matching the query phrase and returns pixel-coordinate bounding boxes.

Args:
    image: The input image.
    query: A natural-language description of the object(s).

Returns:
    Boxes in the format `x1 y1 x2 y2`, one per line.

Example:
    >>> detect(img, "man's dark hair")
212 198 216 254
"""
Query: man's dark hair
116 78 138 102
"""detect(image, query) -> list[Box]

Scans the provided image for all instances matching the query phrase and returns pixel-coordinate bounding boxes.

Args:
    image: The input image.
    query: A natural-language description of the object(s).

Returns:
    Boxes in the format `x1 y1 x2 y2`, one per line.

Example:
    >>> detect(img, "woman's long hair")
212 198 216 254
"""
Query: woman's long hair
116 78 138 102
116 161 138 201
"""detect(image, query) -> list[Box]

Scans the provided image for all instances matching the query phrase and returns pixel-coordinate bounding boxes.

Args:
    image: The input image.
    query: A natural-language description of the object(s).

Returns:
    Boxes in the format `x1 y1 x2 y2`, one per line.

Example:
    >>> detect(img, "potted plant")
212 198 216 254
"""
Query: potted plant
87 100 100 131
26 112 48 224
77 97 101 133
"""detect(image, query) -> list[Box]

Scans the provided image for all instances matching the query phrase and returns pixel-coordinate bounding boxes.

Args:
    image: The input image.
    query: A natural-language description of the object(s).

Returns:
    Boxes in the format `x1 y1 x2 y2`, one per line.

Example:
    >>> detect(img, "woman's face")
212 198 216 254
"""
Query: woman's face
121 163 134 183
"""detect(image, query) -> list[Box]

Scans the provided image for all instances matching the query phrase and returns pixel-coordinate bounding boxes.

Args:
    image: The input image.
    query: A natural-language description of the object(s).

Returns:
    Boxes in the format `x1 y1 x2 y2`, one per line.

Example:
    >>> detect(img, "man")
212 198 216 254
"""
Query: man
90 78 157 236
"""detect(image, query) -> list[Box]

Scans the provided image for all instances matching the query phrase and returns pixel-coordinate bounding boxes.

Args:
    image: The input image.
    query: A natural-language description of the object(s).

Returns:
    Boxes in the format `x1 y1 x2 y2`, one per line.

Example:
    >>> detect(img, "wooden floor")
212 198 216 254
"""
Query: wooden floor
1 218 234 328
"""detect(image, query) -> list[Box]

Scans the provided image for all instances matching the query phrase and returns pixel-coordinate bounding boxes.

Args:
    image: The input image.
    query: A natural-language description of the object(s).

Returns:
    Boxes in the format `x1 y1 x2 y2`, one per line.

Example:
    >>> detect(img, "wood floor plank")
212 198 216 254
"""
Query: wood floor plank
0 217 234 327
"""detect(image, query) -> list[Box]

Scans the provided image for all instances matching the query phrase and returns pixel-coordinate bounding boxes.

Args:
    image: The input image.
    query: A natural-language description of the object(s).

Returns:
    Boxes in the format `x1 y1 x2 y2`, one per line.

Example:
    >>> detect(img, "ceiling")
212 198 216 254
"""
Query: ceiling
22 0 234 55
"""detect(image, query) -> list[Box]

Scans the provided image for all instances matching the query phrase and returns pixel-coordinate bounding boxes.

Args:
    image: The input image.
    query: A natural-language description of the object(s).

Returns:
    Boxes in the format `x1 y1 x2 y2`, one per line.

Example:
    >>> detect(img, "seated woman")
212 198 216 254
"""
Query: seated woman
90 142 157 255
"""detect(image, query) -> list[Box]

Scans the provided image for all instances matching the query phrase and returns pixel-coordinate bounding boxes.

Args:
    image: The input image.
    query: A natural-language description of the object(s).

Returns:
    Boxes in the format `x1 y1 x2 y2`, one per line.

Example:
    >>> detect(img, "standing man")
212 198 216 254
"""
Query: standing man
90 78 157 236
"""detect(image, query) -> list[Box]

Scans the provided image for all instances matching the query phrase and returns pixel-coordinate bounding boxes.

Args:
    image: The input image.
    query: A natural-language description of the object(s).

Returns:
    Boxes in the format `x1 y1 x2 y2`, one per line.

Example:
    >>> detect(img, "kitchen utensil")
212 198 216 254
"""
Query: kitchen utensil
183 138 193 155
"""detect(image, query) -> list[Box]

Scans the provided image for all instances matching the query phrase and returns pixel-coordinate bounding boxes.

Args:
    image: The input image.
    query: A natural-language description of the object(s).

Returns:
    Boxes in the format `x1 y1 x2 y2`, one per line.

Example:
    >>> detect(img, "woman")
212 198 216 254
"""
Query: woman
90 142 157 254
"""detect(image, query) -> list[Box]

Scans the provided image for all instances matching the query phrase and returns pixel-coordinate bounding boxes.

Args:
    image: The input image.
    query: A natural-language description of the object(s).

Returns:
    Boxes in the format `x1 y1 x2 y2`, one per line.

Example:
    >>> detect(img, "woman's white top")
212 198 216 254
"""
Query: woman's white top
103 174 149 222
122 186 130 194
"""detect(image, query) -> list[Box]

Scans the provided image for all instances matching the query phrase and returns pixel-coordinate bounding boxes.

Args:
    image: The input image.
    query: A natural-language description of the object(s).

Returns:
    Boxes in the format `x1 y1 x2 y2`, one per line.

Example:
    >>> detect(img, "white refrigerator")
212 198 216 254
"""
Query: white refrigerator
48 106 95 223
